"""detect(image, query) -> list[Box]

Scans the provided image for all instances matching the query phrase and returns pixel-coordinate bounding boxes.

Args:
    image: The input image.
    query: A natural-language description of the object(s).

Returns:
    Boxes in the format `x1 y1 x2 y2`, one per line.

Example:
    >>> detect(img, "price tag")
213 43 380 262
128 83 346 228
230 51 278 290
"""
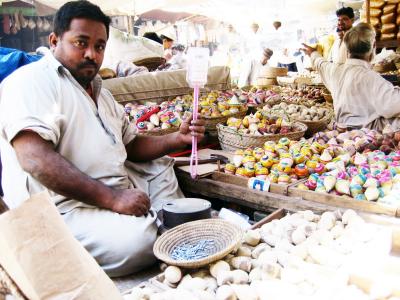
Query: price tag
186 47 210 88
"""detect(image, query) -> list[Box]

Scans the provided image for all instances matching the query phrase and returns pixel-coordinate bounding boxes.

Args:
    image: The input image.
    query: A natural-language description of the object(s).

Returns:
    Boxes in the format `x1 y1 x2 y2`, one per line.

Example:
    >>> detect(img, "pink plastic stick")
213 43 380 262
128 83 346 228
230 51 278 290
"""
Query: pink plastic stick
190 85 199 179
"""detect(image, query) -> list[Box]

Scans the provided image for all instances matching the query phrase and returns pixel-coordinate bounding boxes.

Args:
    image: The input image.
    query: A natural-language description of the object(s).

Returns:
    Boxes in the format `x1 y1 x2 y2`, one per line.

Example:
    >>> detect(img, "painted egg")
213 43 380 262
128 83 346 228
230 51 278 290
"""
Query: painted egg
260 154 274 168
224 163 236 175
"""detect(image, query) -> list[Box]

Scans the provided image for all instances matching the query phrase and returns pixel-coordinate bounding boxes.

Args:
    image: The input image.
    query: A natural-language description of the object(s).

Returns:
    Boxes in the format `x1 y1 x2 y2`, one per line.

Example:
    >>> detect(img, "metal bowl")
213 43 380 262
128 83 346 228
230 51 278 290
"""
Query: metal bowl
162 198 211 229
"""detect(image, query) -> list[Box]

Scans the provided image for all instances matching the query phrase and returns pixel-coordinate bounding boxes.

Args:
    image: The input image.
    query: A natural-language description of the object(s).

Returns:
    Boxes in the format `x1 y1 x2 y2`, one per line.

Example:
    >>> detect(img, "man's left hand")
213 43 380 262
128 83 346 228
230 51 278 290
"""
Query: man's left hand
177 112 206 145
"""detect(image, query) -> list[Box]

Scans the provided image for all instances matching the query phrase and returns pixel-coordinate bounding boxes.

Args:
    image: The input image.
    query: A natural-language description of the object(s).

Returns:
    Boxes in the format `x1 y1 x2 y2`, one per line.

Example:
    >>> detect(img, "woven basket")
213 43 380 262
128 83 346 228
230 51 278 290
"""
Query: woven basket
373 62 397 73
133 57 166 72
294 113 333 137
153 219 243 268
138 126 179 136
256 77 278 87
322 92 333 104
217 122 307 152
204 107 248 134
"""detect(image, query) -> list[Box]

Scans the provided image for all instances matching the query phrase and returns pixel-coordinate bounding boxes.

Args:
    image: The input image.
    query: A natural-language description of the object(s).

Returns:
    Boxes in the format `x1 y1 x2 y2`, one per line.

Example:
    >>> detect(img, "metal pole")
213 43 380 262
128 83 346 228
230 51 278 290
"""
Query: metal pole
366 0 370 24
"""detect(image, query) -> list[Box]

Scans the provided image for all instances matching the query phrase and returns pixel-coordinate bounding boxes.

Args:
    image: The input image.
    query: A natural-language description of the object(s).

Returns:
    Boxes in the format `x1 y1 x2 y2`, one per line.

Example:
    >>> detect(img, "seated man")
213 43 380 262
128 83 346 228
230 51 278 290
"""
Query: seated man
0 1 205 277
302 23 400 131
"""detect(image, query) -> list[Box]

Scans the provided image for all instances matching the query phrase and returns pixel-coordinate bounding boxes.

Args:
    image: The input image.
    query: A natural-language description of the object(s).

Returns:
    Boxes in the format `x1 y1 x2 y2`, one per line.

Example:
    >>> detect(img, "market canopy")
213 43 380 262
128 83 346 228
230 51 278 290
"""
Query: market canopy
3 0 364 25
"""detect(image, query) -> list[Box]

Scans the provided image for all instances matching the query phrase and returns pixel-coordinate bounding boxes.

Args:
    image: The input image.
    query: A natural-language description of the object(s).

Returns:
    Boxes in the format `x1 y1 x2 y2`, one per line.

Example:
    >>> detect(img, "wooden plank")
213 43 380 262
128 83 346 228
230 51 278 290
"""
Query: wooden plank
288 187 398 217
376 39 400 49
177 170 344 214
366 0 370 24
251 208 285 229
211 171 306 196
211 172 288 195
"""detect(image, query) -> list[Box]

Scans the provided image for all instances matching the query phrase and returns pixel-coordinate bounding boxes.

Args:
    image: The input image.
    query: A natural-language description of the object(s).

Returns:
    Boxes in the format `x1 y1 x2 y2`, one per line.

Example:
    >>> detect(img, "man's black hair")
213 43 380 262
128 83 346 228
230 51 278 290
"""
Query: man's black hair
336 7 355 19
160 35 174 42
143 32 163 44
53 1 111 38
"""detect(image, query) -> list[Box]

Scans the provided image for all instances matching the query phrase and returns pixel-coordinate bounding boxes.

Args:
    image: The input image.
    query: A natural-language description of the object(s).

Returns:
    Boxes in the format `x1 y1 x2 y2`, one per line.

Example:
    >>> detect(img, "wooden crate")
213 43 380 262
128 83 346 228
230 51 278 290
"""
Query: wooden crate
211 171 304 196
129 208 400 297
288 186 400 218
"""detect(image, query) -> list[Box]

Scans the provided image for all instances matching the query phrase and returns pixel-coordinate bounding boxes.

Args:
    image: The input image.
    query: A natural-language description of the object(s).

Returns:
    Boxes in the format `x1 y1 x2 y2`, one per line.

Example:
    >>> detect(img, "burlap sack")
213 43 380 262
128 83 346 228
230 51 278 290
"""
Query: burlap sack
381 23 397 34
102 66 231 104
381 33 396 40
369 0 385 8
383 4 397 14
0 192 122 300
382 13 396 24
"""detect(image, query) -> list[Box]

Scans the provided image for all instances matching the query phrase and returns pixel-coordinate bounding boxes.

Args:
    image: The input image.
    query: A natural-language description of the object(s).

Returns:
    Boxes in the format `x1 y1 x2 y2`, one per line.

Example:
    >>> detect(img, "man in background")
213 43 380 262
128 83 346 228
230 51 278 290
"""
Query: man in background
239 47 273 87
160 29 176 60
329 7 355 64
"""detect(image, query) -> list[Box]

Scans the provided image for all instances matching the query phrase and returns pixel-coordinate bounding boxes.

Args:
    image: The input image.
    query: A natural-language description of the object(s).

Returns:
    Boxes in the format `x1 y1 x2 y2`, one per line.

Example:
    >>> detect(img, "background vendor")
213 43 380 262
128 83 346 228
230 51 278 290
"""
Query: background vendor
160 29 176 61
238 47 273 87
302 23 400 131
329 7 355 64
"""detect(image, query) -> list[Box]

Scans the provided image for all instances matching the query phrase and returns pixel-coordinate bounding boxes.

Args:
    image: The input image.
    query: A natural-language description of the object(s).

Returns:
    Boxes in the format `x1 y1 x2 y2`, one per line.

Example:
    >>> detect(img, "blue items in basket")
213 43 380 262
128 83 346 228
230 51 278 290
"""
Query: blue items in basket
171 239 215 261
0 47 42 83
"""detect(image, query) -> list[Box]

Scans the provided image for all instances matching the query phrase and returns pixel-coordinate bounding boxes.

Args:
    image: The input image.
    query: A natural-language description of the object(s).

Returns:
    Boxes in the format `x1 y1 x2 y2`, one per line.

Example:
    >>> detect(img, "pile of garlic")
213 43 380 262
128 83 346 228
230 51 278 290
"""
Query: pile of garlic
264 102 332 122
124 209 395 300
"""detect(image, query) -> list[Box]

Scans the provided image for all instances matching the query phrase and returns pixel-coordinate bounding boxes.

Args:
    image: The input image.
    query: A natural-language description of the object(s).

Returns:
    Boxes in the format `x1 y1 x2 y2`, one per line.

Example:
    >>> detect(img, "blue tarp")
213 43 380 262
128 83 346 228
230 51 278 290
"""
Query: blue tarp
0 47 42 83
0 47 42 195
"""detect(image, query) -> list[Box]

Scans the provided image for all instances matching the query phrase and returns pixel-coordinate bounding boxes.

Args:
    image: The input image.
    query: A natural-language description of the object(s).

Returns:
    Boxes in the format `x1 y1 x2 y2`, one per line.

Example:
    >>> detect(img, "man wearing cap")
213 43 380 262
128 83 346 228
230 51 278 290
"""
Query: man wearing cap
238 47 273 87
160 29 176 61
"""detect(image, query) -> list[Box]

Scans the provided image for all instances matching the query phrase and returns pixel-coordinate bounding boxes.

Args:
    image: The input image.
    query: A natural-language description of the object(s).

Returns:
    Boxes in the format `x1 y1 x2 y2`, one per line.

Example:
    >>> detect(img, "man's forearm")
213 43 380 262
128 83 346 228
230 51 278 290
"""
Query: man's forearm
13 132 115 209
126 132 184 162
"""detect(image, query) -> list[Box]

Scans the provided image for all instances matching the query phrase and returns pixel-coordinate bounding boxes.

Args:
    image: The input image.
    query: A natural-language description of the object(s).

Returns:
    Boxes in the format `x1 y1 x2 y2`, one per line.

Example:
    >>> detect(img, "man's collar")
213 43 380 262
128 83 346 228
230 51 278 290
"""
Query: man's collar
345 58 371 69
45 52 103 94
44 51 64 74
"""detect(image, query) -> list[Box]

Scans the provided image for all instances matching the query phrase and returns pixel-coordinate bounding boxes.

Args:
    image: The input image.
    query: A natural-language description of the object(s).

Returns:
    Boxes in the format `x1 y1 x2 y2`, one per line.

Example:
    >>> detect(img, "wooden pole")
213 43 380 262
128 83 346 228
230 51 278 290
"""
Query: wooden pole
366 0 371 24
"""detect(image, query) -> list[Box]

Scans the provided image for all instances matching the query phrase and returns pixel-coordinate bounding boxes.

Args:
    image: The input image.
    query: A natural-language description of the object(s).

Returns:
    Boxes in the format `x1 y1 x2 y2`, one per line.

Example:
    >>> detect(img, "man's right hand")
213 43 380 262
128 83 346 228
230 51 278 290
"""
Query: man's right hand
301 43 317 57
110 189 151 217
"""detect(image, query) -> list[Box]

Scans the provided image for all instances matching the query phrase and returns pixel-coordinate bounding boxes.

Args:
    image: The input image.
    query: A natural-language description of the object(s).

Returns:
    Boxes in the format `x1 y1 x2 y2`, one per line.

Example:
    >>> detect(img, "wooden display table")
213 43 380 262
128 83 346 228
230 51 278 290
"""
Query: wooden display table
176 169 400 226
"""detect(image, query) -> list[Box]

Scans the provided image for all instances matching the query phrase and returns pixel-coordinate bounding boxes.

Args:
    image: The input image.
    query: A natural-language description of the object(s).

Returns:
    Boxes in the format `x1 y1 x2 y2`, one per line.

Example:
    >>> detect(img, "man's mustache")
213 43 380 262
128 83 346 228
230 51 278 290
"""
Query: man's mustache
78 61 98 69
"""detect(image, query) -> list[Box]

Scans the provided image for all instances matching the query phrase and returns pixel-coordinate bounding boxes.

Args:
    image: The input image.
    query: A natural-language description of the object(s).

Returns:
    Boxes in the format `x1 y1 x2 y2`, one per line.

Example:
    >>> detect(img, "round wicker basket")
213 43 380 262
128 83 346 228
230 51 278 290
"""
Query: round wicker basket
217 122 308 152
153 219 243 268
259 66 288 77
138 126 179 136
322 92 333 104
133 57 166 71
256 77 278 86
204 107 248 134
293 113 333 137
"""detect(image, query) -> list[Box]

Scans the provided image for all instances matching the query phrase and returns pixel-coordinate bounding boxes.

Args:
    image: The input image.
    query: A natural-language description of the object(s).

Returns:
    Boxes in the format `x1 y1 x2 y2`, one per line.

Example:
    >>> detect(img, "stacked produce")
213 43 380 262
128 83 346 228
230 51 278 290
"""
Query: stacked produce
198 91 247 118
279 86 325 106
361 0 399 41
263 102 332 122
223 137 336 184
124 97 191 133
231 87 281 107
224 110 302 136
295 129 400 204
123 91 247 133
277 71 323 86
311 128 400 155
125 210 394 300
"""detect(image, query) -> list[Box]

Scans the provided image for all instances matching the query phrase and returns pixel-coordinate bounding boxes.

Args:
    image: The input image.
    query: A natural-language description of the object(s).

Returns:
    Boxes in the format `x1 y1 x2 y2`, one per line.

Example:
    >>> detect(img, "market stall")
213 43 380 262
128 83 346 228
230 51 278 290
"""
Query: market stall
2 0 400 299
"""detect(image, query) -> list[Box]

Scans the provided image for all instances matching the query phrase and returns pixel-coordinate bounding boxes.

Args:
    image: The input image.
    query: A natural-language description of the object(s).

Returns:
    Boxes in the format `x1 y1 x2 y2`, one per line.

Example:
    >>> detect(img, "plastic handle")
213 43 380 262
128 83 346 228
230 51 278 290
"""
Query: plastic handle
190 85 200 179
